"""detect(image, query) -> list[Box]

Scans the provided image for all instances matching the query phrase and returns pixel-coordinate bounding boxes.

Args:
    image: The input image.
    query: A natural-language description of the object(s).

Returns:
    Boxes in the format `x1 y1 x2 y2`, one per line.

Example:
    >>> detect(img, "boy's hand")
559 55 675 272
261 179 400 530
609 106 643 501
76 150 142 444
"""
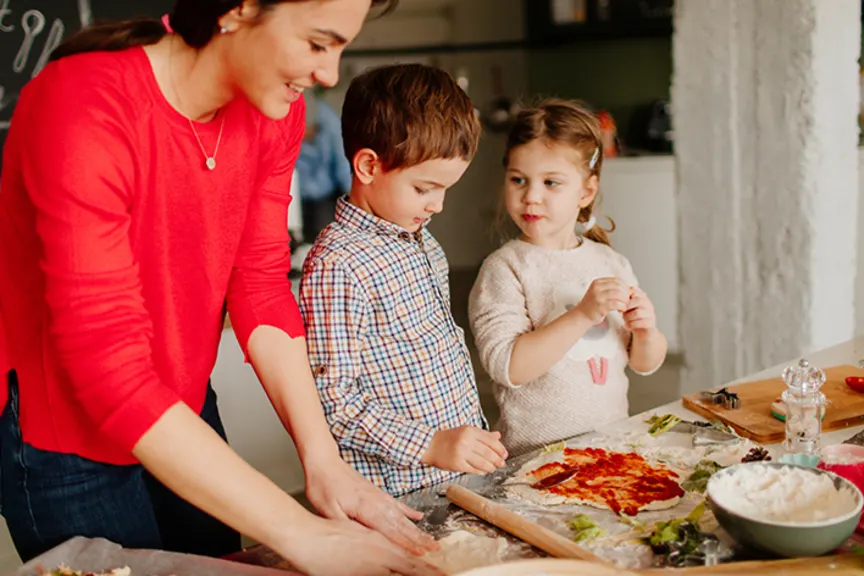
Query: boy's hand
421 427 508 474
573 278 630 324
623 287 658 337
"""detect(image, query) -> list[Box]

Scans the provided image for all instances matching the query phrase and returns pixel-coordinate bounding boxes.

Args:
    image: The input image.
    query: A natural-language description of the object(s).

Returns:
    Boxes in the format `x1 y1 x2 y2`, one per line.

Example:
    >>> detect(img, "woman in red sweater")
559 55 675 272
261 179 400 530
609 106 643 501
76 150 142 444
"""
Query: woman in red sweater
0 1 441 575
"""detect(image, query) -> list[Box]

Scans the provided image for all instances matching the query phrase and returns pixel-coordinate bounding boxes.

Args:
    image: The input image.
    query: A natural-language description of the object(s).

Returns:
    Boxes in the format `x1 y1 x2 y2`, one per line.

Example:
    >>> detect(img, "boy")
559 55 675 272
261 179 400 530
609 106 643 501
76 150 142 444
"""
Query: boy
299 64 507 497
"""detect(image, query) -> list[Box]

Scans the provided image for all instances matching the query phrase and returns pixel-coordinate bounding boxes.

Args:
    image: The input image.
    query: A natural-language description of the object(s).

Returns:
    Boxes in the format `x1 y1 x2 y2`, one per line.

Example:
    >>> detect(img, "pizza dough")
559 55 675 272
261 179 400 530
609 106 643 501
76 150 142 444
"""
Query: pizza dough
508 447 684 514
422 530 509 574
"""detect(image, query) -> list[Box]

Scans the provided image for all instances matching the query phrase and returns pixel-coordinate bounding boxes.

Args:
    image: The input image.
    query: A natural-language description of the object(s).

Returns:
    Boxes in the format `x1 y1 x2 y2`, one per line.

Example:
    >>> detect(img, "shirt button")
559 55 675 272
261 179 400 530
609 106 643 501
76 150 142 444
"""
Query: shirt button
399 232 411 241
315 365 328 376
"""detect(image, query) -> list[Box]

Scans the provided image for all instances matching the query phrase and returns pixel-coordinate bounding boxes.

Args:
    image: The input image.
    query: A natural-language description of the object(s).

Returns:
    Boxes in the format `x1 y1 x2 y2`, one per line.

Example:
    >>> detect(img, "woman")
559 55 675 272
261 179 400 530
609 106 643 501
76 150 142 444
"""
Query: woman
0 1 442 575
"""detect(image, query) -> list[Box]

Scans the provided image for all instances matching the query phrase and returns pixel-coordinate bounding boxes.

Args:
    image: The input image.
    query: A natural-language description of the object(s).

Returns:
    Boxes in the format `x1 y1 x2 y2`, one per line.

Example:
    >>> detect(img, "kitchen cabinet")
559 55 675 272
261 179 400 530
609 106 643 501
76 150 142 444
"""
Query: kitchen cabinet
525 0 673 47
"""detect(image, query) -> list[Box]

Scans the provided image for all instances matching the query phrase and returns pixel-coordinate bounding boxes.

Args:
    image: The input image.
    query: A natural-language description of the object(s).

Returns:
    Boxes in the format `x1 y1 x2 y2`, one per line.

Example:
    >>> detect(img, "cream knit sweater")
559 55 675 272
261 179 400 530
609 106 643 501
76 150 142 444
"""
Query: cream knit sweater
468 238 647 456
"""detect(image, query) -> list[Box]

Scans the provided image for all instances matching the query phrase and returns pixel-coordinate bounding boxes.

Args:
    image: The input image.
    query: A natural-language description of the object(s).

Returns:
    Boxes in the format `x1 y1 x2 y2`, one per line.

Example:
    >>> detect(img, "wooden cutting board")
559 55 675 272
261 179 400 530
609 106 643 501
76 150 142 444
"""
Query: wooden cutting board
681 364 864 444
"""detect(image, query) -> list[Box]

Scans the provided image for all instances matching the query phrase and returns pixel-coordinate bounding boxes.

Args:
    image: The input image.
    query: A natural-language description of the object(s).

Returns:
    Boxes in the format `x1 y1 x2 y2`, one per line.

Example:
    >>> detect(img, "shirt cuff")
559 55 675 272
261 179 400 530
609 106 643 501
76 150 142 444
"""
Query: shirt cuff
492 340 521 389
631 359 665 377
97 380 183 453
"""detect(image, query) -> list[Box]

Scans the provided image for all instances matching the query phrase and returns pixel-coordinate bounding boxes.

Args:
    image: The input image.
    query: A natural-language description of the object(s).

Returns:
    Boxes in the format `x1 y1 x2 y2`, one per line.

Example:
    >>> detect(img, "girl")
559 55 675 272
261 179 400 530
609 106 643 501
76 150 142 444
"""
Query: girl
468 99 668 456
0 2 441 575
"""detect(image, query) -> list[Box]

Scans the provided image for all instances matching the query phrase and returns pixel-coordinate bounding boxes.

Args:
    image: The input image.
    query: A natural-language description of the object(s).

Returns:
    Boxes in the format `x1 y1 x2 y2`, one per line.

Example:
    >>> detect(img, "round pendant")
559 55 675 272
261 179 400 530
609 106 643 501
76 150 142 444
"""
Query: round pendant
206 157 216 171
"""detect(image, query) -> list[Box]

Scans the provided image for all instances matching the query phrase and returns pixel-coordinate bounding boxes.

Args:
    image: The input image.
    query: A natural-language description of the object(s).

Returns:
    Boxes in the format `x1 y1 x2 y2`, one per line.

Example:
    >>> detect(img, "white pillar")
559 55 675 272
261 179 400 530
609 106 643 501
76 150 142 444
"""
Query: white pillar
673 0 861 390
858 148 864 337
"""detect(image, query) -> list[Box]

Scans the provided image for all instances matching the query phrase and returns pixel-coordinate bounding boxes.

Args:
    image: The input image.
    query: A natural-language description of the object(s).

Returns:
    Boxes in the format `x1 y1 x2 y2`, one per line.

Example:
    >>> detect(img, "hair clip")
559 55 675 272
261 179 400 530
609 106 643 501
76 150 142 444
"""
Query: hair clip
583 214 596 231
589 146 600 170
161 13 173 33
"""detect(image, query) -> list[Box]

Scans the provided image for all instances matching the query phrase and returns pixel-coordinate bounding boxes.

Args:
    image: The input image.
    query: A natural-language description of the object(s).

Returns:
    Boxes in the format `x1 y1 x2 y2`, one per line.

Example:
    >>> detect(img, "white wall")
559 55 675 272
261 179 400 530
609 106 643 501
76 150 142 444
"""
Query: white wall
673 0 860 391
601 156 679 353
600 150 864 359
858 148 864 337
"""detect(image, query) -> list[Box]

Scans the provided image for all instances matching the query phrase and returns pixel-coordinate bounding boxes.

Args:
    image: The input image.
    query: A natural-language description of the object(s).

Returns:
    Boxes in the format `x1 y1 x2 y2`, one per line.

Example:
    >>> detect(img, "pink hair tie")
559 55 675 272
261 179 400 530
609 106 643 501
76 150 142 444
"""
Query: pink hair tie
161 13 173 33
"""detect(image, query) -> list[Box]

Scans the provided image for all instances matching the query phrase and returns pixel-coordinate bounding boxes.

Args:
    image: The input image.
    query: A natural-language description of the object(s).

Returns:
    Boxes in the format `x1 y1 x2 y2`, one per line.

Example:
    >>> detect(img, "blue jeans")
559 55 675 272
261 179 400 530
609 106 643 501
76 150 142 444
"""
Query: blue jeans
0 371 241 562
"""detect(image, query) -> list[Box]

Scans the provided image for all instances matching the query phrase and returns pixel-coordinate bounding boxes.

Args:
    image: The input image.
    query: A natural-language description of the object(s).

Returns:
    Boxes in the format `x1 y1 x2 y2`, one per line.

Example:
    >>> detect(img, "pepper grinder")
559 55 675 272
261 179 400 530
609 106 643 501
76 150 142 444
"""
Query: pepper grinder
781 358 827 454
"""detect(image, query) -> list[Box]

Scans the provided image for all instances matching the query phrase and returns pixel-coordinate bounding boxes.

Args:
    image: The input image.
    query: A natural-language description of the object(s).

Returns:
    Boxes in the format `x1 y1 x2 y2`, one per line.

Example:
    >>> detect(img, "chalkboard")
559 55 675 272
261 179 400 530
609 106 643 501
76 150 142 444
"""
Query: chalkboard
0 0 174 162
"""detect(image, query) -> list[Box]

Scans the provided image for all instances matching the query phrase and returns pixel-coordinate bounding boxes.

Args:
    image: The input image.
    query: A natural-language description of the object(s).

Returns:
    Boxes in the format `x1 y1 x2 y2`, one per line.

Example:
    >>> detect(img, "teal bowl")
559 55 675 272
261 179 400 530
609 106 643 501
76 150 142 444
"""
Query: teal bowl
706 462 863 557
777 453 821 468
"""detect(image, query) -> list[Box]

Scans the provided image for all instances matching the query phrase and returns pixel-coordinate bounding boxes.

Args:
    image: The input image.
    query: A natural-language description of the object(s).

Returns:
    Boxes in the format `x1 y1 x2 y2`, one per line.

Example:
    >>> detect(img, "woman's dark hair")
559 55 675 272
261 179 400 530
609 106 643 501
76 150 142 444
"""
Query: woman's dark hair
50 0 397 61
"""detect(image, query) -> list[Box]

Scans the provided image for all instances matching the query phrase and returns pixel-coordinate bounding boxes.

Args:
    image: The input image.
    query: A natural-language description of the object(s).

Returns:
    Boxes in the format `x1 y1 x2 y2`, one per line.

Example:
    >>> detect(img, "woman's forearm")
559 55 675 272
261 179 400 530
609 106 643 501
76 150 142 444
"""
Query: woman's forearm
132 402 312 555
247 325 341 463
508 309 595 386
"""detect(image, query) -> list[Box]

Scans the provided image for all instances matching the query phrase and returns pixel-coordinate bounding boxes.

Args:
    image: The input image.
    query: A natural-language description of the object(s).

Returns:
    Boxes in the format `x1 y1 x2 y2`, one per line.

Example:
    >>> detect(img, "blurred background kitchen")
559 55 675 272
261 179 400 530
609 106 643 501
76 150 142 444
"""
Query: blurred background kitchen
1 0 863 568
248 0 682 505
220 0 864 507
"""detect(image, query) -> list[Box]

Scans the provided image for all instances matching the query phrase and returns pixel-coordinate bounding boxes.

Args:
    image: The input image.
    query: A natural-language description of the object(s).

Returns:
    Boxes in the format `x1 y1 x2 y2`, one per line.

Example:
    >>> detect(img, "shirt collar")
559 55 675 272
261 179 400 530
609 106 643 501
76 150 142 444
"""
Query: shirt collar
335 195 429 243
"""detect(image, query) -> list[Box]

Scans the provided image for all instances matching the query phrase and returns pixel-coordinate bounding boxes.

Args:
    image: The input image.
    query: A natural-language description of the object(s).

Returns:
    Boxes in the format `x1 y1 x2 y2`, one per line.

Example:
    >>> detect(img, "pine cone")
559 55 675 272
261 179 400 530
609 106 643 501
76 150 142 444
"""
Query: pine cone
741 447 771 463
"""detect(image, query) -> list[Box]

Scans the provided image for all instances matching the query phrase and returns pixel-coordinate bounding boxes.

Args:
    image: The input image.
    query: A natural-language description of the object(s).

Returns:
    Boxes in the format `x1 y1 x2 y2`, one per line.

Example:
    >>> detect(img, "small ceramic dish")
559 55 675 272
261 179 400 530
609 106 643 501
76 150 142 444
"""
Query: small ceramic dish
819 444 864 533
846 376 864 393
778 453 821 468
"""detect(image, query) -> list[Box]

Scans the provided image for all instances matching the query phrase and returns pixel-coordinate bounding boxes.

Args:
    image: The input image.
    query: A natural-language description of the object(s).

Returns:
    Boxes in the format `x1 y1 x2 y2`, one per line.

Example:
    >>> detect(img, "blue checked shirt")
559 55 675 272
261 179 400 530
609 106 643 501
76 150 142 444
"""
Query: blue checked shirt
299 197 487 496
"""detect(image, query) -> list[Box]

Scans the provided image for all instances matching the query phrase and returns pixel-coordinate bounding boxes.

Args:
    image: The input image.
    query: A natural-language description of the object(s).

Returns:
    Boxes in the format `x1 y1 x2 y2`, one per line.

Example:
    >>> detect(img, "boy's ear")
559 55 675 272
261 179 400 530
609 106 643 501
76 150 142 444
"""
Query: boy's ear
353 148 379 185
580 174 599 208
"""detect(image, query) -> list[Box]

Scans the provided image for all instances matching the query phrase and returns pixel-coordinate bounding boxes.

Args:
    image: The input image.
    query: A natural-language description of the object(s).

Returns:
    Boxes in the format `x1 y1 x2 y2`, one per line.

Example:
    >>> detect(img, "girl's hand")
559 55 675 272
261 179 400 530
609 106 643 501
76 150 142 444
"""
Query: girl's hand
573 277 630 324
623 287 658 337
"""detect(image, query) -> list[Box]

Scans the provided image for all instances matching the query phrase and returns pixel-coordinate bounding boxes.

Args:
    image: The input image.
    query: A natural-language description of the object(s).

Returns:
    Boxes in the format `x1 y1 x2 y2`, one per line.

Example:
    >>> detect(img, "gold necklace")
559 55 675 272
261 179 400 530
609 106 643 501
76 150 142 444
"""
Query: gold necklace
168 36 225 171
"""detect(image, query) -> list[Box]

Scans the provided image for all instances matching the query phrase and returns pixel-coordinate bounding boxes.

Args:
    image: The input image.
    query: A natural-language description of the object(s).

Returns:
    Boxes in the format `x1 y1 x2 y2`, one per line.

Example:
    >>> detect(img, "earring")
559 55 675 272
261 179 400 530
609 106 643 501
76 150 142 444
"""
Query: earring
582 214 597 232
220 26 228 34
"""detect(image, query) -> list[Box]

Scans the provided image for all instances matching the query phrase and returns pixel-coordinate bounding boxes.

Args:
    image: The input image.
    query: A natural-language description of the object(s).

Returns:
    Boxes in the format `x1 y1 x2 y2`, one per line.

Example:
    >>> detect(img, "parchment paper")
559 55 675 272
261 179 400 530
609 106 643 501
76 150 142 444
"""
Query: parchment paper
9 537 298 576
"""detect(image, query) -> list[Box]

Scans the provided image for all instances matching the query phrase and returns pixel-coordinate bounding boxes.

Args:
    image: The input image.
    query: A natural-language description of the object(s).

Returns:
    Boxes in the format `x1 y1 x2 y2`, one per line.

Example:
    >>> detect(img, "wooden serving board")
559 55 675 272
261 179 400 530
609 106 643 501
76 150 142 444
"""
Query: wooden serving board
681 365 864 444
642 554 864 574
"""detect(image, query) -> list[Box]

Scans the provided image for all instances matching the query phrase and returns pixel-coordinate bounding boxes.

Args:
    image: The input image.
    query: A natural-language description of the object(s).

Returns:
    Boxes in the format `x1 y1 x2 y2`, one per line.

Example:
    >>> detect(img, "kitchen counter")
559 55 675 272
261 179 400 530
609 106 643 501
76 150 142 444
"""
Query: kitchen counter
229 335 864 571
603 335 864 445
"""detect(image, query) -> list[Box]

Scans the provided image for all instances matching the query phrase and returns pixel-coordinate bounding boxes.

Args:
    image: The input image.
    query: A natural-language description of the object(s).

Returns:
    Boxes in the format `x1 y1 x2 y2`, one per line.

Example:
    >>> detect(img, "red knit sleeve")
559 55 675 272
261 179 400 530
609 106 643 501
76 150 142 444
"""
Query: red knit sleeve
227 97 307 356
19 62 181 453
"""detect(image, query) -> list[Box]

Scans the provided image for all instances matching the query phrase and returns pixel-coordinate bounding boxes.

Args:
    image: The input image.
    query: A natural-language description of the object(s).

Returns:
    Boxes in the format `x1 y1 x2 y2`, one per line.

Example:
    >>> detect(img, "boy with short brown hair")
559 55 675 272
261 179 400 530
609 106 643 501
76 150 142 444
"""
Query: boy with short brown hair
300 63 507 497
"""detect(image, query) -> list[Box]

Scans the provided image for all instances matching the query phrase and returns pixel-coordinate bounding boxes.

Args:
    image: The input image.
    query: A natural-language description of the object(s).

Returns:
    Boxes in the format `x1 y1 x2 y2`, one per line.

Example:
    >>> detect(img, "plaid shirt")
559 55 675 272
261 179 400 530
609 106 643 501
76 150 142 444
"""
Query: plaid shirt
299 197 486 496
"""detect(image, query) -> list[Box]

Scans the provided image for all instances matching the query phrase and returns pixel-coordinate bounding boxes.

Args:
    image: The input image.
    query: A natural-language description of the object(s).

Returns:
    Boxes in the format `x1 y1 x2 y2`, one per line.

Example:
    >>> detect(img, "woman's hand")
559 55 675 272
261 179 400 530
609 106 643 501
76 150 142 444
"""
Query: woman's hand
286 516 444 576
303 454 439 556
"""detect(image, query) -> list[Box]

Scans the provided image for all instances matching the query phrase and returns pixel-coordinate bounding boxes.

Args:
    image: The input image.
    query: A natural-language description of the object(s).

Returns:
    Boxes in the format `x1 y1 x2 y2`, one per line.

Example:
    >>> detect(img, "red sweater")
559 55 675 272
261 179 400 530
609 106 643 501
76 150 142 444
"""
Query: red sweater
0 47 306 465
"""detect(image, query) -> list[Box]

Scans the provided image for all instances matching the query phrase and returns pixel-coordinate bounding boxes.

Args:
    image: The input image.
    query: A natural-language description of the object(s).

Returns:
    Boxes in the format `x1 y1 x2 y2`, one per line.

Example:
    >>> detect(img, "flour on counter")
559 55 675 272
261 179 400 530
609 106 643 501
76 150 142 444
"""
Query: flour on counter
422 530 509 574
709 465 859 523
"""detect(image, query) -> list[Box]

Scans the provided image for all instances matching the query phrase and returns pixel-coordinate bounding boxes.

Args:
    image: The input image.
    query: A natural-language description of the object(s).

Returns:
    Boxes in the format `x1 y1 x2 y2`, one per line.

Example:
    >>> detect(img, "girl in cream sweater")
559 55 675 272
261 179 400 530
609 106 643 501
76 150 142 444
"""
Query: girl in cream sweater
468 99 668 456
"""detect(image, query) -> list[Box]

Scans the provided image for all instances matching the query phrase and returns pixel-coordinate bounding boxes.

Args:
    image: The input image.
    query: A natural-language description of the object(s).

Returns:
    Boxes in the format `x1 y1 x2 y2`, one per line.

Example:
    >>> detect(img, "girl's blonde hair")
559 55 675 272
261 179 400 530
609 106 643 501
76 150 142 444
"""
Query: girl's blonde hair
501 98 615 246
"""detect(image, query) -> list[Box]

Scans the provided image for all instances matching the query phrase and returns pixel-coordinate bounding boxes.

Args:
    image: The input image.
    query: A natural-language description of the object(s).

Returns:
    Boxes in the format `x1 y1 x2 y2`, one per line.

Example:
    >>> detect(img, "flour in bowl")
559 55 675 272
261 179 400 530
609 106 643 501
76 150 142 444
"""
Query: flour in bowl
709 465 859 523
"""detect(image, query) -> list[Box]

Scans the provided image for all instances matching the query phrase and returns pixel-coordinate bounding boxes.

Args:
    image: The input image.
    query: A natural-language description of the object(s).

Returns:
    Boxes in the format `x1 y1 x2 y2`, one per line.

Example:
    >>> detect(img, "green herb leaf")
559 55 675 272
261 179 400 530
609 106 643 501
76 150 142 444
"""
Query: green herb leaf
567 513 606 542
646 413 681 436
681 460 724 493
540 441 566 454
